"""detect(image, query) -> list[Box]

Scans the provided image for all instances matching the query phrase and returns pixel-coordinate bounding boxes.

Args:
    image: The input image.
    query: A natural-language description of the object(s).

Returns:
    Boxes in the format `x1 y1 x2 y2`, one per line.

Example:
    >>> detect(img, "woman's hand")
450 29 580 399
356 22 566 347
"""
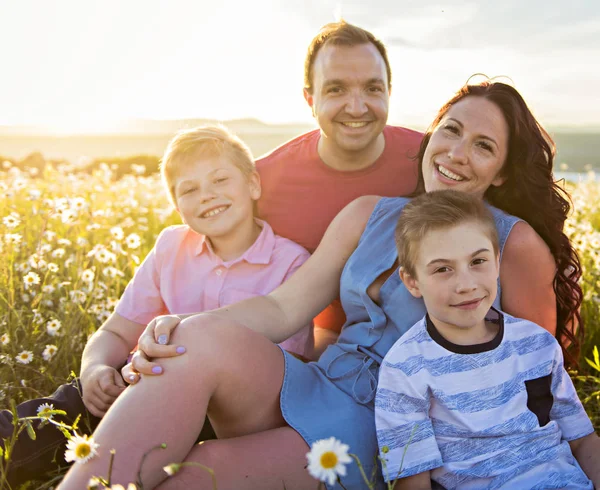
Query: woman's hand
129 315 188 378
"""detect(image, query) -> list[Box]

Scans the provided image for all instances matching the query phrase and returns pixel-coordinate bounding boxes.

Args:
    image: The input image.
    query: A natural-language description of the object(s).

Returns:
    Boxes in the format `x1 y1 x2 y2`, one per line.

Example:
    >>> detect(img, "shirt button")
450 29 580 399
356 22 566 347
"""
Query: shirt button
215 269 222 276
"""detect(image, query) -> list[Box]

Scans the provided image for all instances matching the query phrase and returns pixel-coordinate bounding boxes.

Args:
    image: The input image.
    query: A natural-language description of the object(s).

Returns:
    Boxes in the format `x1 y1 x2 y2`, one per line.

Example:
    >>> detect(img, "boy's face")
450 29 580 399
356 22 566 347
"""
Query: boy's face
400 222 499 334
173 156 260 239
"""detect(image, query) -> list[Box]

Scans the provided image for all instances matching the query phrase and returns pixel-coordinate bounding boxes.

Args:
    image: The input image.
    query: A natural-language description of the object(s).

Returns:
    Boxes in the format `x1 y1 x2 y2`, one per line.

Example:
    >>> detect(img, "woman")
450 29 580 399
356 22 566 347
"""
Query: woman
59 81 583 489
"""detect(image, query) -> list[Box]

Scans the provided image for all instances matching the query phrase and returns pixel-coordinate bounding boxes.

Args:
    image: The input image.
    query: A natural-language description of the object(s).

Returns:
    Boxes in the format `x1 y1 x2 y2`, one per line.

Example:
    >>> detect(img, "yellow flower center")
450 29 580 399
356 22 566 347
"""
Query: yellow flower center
75 442 91 458
320 451 338 469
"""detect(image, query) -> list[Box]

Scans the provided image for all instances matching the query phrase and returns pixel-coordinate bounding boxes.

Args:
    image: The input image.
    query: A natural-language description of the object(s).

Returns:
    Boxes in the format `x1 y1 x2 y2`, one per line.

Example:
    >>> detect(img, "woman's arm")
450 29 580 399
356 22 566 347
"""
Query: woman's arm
136 196 382 362
500 221 557 333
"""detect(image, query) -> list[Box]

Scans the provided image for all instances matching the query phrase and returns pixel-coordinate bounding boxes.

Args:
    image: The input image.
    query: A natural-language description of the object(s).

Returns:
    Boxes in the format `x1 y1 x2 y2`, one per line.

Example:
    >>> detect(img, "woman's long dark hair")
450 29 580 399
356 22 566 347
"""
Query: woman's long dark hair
414 81 583 366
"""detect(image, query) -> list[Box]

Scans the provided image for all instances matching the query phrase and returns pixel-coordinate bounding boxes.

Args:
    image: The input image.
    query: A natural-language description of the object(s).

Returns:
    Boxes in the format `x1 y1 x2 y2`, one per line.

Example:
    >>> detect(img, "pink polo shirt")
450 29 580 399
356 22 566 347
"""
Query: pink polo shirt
115 220 312 357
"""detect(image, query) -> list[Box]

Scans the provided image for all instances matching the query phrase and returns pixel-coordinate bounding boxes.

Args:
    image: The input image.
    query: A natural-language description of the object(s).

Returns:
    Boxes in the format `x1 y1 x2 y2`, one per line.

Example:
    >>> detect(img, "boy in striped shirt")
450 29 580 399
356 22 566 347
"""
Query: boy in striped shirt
375 190 599 489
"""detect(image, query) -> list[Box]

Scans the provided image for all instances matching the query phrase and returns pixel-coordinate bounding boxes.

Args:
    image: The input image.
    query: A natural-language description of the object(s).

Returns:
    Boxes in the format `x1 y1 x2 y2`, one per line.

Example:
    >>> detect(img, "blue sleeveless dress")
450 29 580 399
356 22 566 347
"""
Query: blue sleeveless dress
279 197 521 489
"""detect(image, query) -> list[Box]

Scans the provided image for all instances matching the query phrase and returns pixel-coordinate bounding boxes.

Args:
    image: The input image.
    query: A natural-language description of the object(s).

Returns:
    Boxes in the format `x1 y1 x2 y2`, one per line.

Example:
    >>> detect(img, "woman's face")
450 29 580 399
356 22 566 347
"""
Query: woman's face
422 96 509 198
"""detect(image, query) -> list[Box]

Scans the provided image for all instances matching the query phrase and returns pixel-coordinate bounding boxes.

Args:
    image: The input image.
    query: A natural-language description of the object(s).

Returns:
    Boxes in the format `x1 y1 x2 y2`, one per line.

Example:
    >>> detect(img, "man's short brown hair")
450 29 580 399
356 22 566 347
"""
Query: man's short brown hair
304 20 392 94
395 190 499 277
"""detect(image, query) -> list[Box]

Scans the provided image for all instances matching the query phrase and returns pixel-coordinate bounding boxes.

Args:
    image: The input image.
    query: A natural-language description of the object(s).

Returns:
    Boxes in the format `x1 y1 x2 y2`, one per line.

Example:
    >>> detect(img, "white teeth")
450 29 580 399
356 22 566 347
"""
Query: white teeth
437 165 465 181
342 121 368 128
202 206 227 218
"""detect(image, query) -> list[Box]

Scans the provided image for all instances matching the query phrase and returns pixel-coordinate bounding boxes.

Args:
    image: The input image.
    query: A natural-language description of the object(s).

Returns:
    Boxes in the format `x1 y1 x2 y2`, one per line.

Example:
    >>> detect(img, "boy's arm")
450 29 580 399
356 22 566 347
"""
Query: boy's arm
392 471 432 490
80 312 146 417
547 340 597 484
569 432 600 487
376 341 442 484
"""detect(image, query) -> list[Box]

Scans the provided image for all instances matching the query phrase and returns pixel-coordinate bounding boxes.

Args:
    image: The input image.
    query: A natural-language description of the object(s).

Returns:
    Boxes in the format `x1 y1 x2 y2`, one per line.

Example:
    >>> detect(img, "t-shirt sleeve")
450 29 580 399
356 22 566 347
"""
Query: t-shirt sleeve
375 352 443 481
277 246 314 358
549 343 594 441
115 229 170 325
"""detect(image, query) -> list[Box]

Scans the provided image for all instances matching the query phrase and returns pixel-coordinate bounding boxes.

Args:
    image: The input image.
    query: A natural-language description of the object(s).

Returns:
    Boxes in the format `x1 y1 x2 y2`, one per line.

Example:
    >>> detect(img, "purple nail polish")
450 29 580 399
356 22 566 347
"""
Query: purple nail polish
176 346 186 354
158 334 168 345
152 366 163 374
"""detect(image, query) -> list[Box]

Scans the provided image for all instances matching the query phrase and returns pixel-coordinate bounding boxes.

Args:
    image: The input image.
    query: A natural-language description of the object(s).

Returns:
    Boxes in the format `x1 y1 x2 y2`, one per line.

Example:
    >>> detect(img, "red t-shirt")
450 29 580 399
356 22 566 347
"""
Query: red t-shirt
256 125 423 331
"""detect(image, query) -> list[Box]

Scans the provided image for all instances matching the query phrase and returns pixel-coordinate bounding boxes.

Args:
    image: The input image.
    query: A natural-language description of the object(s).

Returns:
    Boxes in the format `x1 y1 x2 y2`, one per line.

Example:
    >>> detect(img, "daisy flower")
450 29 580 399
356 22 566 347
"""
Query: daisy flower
306 437 352 486
42 344 58 361
125 233 141 249
3 213 20 228
1 333 9 345
64 432 99 464
46 319 62 336
16 350 34 364
47 263 59 273
81 269 95 282
23 271 41 288
110 226 124 240
37 402 55 420
4 233 22 245
51 248 66 259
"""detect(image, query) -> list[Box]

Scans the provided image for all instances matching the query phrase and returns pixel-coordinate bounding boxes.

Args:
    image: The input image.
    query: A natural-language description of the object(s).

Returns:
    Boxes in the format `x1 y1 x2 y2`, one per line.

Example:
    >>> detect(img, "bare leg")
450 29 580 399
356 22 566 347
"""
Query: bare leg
157 427 315 490
58 316 304 489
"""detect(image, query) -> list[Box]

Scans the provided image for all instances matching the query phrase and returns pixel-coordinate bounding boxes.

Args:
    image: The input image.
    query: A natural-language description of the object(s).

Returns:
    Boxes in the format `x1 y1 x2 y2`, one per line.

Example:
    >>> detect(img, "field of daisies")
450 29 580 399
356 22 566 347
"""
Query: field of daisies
0 160 599 488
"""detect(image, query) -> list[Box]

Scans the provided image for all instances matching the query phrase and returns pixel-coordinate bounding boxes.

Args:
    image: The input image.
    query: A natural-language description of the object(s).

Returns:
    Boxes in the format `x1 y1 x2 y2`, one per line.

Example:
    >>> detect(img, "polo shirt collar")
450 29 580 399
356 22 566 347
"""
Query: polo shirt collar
194 218 276 266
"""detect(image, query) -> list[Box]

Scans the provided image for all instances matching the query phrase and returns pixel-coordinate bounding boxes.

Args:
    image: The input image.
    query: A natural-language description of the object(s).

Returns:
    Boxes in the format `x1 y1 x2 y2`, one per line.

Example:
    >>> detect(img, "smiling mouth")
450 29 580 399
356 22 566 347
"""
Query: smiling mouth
340 121 370 128
200 205 229 218
436 164 465 182
451 298 484 310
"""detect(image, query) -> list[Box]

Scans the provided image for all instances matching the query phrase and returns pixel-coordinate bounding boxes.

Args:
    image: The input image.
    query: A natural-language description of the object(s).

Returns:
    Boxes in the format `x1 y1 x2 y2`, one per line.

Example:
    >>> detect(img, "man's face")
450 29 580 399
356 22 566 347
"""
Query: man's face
304 43 390 157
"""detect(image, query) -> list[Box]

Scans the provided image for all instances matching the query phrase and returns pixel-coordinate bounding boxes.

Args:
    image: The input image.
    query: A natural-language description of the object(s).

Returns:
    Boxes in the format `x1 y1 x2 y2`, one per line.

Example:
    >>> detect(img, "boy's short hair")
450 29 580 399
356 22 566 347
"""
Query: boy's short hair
160 125 255 206
395 190 499 277
304 20 392 94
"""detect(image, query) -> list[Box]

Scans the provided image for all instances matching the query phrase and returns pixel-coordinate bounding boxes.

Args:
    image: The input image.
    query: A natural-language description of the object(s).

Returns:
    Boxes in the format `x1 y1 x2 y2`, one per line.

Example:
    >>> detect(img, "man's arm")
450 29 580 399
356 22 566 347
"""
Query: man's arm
569 432 600 487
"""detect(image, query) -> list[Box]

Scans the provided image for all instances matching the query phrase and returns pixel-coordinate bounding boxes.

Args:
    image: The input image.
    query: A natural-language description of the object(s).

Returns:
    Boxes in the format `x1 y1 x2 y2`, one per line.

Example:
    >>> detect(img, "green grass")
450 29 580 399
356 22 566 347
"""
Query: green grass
0 161 599 488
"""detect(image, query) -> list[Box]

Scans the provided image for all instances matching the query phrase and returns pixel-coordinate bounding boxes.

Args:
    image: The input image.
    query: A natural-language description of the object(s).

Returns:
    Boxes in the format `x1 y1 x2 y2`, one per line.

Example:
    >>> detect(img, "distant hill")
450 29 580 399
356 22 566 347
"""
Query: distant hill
1 120 598 172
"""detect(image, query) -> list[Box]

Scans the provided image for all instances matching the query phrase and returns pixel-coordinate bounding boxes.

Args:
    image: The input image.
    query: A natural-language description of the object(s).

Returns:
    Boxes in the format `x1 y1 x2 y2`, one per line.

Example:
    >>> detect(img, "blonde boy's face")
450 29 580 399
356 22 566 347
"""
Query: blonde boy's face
400 222 499 335
173 155 260 238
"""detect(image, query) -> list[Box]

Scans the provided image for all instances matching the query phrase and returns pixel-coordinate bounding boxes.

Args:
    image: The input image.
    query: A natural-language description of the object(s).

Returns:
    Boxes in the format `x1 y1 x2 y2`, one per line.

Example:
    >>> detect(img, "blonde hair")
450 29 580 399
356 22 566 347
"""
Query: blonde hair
395 190 499 277
160 125 255 206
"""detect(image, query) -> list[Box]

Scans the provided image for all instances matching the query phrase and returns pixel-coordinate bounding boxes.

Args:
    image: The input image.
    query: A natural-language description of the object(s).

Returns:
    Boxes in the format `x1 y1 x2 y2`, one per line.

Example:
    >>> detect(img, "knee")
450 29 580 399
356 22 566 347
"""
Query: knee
171 314 254 354
189 439 227 471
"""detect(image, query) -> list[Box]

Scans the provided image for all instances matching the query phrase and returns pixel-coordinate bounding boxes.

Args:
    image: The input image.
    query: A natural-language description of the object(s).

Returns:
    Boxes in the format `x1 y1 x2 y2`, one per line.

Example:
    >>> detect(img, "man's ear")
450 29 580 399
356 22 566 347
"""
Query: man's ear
303 88 315 117
248 171 261 201
399 267 422 298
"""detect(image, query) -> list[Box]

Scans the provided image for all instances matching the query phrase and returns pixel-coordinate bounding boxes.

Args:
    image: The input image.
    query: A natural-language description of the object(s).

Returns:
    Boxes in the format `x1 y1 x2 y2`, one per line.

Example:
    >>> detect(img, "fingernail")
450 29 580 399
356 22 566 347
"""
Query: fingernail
129 374 137 382
158 335 168 345
176 346 186 354
152 366 163 374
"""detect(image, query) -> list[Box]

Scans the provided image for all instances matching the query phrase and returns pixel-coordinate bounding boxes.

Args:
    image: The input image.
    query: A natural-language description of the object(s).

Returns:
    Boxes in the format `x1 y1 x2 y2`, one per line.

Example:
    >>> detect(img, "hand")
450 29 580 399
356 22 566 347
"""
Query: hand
132 315 187 376
121 361 140 386
81 364 126 417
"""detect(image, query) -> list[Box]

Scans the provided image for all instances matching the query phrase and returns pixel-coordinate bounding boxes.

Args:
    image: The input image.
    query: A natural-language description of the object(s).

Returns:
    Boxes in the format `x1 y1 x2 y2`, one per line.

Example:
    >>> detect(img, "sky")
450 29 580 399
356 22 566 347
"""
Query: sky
0 0 599 132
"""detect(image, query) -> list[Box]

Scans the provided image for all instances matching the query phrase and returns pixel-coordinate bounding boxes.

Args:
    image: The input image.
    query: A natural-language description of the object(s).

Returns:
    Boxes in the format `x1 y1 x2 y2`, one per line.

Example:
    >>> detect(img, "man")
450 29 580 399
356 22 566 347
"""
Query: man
256 21 423 351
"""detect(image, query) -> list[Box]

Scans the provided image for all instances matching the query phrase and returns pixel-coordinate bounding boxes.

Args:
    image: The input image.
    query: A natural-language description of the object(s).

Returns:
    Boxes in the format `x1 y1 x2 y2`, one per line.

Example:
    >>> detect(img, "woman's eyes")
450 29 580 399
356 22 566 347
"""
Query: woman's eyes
434 266 451 274
443 124 459 134
181 187 196 195
214 177 228 184
472 258 488 266
476 141 494 153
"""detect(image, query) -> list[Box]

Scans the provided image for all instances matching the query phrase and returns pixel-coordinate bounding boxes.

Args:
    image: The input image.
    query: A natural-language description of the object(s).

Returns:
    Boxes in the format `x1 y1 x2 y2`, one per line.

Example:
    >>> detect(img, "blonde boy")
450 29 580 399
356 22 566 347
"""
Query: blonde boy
375 190 599 489
1 125 312 485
